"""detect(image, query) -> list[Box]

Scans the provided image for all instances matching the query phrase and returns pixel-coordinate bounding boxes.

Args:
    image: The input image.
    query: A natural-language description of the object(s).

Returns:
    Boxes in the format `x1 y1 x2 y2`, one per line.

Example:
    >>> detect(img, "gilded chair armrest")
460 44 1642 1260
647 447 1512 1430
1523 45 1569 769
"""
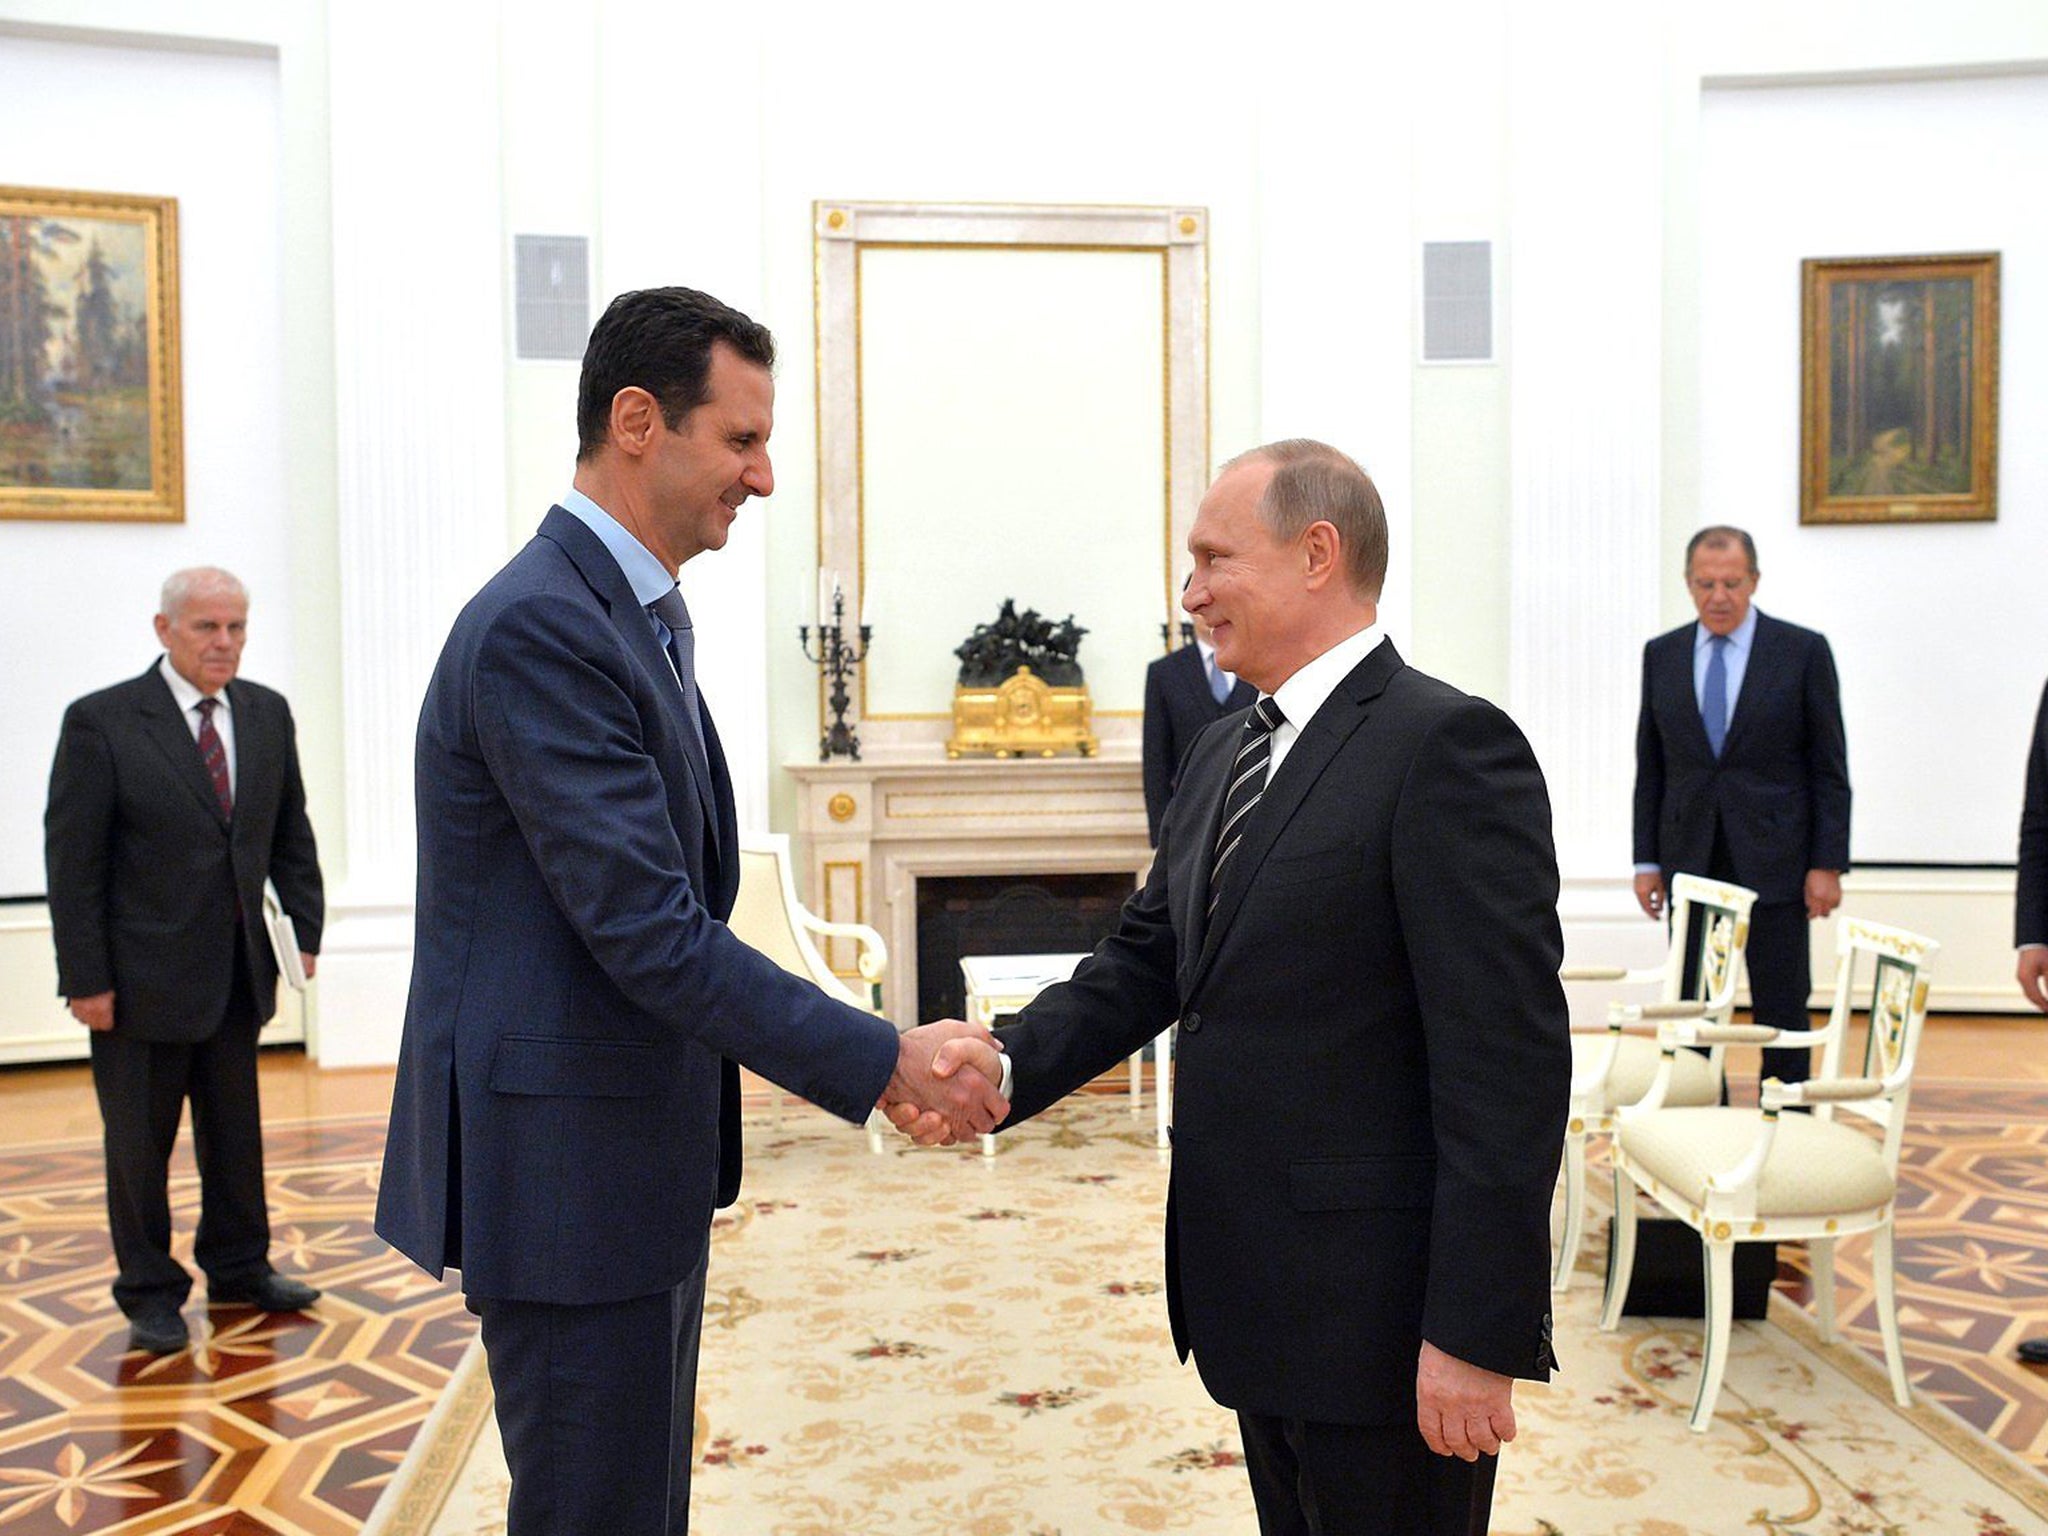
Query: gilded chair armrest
1761 1075 1883 1111
1631 1000 1714 1020
1706 1114 1781 1201
797 915 889 984
1560 964 1629 982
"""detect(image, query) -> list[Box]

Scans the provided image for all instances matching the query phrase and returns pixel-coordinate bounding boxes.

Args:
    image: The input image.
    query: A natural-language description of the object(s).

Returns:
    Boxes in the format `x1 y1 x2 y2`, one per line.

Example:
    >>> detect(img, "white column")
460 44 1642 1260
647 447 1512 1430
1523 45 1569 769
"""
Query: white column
1506 6 1669 881
320 0 509 1063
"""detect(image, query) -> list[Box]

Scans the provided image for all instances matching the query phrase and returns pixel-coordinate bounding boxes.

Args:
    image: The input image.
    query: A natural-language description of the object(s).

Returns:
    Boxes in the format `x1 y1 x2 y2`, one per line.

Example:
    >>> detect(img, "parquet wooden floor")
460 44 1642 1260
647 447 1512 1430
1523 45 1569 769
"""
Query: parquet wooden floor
1 1019 2044 1531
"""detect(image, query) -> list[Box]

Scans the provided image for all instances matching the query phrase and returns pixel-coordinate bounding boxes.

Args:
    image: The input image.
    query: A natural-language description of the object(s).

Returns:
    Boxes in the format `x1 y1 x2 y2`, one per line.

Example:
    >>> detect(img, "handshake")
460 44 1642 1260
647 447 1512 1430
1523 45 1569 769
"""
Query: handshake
877 1020 1008 1146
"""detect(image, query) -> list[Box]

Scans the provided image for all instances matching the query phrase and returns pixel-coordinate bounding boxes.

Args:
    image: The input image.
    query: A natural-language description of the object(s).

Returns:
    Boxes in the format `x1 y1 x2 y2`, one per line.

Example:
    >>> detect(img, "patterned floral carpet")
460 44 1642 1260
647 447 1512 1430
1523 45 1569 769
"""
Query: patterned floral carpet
2 1083 2045 1534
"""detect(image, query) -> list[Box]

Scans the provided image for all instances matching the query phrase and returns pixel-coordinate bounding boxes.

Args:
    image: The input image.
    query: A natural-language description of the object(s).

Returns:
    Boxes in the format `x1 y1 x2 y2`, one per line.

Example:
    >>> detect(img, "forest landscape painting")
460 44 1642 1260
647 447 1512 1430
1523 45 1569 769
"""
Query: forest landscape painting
1800 251 1998 524
0 186 182 521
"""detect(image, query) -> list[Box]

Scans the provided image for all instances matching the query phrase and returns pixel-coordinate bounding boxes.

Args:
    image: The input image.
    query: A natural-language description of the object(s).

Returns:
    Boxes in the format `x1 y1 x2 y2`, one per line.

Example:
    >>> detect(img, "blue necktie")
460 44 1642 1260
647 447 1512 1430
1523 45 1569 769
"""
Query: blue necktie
1702 634 1730 758
1208 655 1232 706
648 586 704 751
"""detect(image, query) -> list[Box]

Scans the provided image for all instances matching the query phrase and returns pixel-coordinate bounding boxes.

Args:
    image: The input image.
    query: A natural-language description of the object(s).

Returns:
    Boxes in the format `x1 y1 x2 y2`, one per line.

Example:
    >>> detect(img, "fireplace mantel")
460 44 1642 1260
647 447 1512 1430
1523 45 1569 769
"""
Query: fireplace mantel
786 747 1150 1024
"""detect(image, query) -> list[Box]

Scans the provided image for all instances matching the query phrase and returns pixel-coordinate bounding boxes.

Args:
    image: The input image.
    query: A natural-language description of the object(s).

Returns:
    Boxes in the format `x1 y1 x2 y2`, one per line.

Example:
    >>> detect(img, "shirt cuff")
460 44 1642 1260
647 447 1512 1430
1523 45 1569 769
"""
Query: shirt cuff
998 1049 1015 1101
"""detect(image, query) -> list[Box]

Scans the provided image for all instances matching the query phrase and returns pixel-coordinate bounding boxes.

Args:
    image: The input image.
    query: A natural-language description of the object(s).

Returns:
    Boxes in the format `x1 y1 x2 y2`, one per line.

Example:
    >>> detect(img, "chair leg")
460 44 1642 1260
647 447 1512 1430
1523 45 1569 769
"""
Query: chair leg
1690 1240 1737 1432
1599 1168 1638 1332
1129 1045 1144 1113
1553 1129 1587 1292
981 1132 997 1159
1811 1236 1837 1342
865 1107 885 1155
1871 1223 1912 1408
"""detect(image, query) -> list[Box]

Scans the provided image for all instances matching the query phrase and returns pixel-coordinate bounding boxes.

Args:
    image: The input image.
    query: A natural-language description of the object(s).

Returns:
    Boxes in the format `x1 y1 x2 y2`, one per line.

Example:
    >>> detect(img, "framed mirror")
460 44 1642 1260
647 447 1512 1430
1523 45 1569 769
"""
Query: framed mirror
812 201 1209 751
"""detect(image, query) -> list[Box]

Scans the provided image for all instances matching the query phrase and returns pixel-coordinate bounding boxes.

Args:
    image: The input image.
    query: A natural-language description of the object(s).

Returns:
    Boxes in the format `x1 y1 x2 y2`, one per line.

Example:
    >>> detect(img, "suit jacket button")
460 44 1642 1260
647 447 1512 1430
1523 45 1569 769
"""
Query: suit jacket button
1181 1011 1201 1034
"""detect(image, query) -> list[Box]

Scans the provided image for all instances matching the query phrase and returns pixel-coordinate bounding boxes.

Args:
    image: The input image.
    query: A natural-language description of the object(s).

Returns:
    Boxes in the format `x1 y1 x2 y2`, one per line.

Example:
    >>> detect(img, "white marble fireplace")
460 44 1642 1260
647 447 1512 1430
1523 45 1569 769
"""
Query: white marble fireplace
786 748 1150 1025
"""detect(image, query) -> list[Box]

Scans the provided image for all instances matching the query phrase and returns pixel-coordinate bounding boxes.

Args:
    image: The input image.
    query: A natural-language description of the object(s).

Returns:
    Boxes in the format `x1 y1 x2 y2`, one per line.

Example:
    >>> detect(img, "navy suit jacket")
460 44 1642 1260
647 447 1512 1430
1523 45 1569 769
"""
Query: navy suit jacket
45 664 323 1041
1633 611 1851 906
376 507 899 1305
998 642 1568 1425
2020 679 2048 948
1141 643 1256 844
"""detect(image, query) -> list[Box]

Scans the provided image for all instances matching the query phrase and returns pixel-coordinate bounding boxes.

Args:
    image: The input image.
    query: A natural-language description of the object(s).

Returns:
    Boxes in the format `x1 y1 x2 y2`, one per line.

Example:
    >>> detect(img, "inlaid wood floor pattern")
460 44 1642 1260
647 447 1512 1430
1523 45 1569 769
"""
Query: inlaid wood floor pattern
0 1048 2044 1531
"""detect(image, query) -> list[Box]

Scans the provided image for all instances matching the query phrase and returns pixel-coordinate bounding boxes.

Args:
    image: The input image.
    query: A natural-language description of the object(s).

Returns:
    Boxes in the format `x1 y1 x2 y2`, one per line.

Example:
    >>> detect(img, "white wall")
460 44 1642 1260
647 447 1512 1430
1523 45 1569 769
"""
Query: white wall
0 31 288 898
1698 71 2048 865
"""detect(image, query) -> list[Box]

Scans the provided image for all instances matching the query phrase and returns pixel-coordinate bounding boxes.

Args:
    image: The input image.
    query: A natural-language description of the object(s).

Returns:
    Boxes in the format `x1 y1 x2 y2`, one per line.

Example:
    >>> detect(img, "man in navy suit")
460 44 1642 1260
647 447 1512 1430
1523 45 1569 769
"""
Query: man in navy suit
376 287 1005 1536
1633 526 1851 1085
1142 606 1257 844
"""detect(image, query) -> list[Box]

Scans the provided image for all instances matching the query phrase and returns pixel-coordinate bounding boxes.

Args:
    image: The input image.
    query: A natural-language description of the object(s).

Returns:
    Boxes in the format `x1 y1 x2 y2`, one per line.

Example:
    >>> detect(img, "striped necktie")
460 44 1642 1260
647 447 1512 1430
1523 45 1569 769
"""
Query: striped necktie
195 697 233 819
1209 695 1284 917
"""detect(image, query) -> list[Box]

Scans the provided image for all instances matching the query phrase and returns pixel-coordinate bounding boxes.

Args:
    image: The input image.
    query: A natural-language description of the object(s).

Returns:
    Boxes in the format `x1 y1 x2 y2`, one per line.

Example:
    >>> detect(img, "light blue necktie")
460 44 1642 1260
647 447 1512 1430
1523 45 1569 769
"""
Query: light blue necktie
1208 654 1232 706
1702 634 1730 759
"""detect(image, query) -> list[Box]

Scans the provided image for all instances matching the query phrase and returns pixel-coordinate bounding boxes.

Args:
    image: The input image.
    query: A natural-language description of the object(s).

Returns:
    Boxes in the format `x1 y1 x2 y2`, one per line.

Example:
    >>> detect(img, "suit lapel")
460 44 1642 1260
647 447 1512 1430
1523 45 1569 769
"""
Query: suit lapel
1666 627 1716 761
1186 641 1402 995
137 668 230 828
1718 614 1775 760
541 507 723 857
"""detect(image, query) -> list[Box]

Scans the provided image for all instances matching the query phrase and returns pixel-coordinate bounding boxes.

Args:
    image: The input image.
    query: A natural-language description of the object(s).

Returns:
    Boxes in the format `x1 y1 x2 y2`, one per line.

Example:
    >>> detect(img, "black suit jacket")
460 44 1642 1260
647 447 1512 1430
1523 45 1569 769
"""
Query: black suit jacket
377 507 899 1306
998 641 1568 1425
1633 611 1850 905
1142 643 1256 843
2019 679 2048 948
45 663 324 1042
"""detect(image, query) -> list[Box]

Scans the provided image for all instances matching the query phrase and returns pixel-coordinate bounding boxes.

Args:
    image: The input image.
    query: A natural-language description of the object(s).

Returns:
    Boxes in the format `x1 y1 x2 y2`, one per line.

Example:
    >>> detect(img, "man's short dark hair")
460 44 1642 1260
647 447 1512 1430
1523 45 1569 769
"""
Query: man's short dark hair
1685 525 1759 575
575 287 776 461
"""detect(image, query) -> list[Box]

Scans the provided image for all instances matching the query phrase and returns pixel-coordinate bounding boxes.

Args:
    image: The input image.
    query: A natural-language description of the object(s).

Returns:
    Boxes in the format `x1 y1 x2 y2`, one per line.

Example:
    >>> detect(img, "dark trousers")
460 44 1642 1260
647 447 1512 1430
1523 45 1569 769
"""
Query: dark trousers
471 1251 709 1536
88 946 270 1316
1237 1411 1498 1536
1704 824 1813 1085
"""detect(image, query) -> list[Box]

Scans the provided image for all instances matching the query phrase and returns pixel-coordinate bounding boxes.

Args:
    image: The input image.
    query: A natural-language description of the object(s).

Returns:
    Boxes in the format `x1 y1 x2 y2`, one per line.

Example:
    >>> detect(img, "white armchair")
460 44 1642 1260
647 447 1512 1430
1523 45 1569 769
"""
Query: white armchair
727 833 894 1152
1599 915 1938 1431
1553 873 1758 1290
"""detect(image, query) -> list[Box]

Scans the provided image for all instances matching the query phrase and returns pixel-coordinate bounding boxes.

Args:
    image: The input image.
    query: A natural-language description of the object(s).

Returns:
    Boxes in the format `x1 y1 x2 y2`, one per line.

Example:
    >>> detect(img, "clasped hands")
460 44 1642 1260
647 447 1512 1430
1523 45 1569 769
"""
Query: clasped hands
878 1019 1008 1145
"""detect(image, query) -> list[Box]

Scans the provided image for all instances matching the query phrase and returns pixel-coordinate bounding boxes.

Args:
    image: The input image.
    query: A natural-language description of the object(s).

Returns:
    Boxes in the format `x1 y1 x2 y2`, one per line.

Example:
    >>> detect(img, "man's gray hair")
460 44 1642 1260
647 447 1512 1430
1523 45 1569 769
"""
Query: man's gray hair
160 567 249 619
1221 439 1389 598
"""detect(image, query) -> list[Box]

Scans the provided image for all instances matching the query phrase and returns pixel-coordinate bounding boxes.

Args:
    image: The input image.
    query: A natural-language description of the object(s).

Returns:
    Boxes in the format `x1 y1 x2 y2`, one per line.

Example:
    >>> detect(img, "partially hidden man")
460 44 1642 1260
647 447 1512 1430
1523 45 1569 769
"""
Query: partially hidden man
375 286 1005 1536
892 440 1570 1536
45 566 325 1356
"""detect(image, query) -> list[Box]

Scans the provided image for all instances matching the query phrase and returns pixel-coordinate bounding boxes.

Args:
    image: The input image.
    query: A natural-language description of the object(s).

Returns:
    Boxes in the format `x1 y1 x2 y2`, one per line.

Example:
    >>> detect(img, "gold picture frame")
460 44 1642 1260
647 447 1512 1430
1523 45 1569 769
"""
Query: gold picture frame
1799 251 1998 525
0 185 183 522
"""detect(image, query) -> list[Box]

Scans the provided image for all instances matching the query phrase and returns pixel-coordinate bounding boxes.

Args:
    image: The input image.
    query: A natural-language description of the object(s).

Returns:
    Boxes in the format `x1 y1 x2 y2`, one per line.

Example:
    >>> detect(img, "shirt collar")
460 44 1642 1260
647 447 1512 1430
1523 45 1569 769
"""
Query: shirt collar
1270 622 1383 734
560 487 679 609
1694 605 1759 655
157 655 226 713
1195 635 1219 669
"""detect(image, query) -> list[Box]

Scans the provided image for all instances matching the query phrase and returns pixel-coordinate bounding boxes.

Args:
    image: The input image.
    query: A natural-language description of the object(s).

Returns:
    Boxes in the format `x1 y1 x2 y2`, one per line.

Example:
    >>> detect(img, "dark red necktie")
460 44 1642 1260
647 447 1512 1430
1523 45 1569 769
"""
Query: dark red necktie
196 697 233 819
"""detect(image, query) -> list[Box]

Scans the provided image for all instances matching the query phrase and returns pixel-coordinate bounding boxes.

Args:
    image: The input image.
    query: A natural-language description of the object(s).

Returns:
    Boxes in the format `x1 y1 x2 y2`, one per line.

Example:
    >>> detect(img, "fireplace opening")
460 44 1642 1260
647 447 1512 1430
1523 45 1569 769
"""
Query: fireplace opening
915 872 1135 1023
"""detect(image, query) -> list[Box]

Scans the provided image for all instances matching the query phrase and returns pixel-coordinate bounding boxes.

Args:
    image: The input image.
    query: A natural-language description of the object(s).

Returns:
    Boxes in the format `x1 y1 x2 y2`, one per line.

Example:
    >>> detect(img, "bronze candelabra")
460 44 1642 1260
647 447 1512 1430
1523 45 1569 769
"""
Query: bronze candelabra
799 585 871 760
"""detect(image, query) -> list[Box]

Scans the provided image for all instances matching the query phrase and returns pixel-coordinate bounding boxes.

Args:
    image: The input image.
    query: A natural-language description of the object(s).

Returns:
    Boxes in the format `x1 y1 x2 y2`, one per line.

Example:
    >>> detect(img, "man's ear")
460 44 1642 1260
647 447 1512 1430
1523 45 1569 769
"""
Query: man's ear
1301 520 1342 590
608 387 659 458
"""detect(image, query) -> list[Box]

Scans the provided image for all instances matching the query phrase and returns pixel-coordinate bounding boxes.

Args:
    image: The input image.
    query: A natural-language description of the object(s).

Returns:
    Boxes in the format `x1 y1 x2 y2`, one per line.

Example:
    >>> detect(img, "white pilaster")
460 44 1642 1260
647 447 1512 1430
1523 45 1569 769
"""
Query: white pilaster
1506 7 1669 879
320 0 509 1063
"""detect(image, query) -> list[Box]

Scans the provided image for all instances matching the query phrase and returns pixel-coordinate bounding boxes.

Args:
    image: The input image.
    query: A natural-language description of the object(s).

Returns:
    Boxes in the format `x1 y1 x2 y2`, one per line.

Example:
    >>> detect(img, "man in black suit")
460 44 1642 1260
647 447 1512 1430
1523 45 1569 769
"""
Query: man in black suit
2018 678 2048 1013
894 440 1568 1536
1632 527 1851 1085
45 567 325 1355
1142 606 1256 844
376 287 1004 1536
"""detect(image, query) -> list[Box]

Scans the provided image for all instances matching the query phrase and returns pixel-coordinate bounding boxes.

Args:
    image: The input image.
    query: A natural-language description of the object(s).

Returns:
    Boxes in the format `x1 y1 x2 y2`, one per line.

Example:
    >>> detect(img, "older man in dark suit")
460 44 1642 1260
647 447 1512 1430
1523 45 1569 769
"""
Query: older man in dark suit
45 567 325 1356
1143 606 1257 844
896 440 1569 1536
1632 527 1851 1085
376 287 1004 1536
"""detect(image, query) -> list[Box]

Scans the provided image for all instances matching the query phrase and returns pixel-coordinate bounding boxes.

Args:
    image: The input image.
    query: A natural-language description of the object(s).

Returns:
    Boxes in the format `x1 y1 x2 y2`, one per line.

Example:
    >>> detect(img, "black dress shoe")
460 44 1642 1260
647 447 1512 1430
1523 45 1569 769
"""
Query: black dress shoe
128 1306 189 1355
210 1272 321 1311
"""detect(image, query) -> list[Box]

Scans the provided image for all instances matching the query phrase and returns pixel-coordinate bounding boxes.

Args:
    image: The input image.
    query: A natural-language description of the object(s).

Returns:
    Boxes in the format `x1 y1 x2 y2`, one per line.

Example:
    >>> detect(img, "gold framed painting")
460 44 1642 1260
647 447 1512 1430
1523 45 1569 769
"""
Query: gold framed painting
1800 251 1998 525
0 186 183 522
